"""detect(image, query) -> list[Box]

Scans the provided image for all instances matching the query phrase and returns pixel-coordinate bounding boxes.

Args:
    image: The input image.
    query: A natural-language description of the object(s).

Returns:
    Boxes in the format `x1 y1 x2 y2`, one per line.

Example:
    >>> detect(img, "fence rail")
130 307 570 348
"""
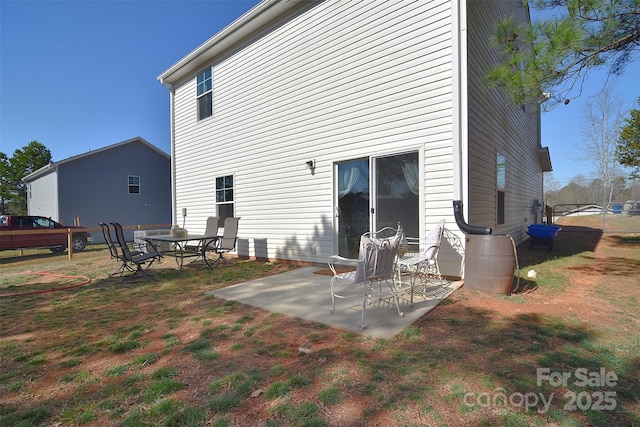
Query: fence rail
0 223 172 259
552 202 640 233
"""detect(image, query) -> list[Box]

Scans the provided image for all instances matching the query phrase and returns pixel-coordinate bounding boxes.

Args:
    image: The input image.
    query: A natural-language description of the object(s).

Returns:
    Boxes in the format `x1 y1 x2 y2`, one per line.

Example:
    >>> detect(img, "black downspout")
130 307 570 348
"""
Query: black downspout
453 200 492 235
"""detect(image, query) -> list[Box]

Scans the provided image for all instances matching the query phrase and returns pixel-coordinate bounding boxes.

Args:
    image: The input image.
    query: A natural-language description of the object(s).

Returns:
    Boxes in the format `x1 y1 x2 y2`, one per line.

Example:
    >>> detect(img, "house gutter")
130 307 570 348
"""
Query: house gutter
22 162 57 182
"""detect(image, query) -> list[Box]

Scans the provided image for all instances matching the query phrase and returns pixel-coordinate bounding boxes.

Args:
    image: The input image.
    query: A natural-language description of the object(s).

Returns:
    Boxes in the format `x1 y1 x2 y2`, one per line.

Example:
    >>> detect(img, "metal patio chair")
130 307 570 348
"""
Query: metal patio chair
396 219 446 301
99 222 133 277
111 222 161 279
184 216 219 253
349 211 369 254
212 217 240 264
328 225 403 329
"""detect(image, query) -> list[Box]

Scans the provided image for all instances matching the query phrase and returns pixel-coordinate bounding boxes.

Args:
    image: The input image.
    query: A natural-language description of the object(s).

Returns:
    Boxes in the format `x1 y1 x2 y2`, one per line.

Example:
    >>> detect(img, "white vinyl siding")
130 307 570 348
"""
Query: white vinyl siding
467 0 543 241
171 0 456 265
27 170 58 219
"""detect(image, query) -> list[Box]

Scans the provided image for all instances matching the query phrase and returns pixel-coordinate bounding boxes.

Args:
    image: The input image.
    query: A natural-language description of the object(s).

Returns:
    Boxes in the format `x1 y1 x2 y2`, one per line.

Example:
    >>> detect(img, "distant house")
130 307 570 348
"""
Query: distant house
157 0 551 277
562 205 607 217
22 137 171 242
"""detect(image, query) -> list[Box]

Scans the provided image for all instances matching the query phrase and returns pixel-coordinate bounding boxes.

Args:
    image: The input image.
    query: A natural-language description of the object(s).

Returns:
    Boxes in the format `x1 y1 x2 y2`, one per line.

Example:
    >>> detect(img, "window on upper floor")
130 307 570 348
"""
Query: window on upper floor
216 175 234 222
128 175 140 194
197 67 213 120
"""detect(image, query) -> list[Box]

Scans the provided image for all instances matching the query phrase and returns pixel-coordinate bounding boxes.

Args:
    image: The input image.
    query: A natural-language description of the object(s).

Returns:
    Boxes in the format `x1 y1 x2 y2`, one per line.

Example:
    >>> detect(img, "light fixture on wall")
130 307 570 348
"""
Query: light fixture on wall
306 160 316 175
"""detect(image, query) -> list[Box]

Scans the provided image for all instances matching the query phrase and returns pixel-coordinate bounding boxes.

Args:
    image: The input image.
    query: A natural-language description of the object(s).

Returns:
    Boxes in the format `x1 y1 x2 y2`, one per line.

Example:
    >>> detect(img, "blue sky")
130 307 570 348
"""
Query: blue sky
0 0 260 160
1 0 638 188
530 4 640 188
540 62 640 188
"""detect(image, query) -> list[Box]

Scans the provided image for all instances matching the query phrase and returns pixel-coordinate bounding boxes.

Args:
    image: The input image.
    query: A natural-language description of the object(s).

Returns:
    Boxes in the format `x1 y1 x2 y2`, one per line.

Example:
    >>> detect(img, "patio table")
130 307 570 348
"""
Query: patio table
396 253 448 304
144 234 220 270
395 253 425 304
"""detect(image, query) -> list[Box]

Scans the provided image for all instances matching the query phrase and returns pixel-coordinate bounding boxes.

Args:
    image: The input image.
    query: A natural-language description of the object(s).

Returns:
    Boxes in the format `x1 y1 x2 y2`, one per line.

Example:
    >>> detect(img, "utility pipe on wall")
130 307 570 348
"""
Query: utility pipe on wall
453 200 492 235
451 0 467 204
160 81 177 227
450 2 491 237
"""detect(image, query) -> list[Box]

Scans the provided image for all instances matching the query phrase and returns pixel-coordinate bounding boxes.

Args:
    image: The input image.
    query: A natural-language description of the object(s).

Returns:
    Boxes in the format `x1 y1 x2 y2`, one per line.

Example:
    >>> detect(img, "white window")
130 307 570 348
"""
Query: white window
128 175 140 194
216 175 234 221
197 67 213 120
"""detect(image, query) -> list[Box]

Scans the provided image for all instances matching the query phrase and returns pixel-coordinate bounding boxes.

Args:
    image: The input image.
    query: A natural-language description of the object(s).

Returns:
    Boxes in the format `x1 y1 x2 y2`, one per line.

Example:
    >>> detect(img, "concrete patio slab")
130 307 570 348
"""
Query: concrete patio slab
210 267 462 339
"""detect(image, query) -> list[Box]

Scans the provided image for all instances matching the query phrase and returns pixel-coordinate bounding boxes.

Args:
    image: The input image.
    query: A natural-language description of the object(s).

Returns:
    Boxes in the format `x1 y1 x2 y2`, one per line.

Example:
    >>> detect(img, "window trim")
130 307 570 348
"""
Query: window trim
128 175 141 195
196 66 213 121
215 174 235 220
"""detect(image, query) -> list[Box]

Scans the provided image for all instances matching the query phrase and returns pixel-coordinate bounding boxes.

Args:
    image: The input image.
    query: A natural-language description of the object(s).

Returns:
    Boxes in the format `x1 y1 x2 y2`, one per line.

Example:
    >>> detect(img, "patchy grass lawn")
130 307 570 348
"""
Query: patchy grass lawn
1 219 639 426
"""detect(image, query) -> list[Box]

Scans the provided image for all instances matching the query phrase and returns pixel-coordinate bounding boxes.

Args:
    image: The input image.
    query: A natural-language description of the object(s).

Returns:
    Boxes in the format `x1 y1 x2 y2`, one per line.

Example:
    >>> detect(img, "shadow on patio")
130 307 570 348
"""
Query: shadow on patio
211 267 462 339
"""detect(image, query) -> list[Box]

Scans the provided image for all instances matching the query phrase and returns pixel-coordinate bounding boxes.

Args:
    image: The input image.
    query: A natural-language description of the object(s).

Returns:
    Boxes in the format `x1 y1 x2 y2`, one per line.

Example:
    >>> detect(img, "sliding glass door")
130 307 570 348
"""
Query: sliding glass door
374 152 419 238
336 159 370 258
335 152 419 258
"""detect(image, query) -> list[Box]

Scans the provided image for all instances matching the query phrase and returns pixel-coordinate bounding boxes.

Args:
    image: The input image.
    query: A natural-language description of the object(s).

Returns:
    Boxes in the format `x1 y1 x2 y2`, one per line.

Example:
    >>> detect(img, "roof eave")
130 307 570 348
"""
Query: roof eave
538 147 552 173
22 163 56 182
22 137 169 182
158 0 317 86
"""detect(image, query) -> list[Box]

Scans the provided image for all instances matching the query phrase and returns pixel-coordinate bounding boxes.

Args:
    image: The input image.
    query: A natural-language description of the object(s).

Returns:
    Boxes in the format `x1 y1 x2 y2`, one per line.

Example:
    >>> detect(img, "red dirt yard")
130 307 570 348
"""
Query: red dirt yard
0 216 638 426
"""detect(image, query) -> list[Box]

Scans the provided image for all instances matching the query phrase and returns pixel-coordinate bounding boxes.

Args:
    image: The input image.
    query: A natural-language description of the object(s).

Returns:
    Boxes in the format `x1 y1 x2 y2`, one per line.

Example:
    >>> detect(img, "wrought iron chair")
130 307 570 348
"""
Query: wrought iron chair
396 219 446 301
111 222 161 279
212 217 240 264
349 211 369 255
328 226 403 329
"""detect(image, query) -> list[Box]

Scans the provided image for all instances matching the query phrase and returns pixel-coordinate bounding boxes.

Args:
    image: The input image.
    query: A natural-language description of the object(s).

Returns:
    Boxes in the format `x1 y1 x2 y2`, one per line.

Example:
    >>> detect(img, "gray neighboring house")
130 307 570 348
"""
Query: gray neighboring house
22 137 171 243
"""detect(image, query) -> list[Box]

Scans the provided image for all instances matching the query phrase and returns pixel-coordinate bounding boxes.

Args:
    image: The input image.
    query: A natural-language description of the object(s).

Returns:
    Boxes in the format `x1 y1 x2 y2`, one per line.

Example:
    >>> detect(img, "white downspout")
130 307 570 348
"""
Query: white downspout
452 0 469 217
160 80 177 226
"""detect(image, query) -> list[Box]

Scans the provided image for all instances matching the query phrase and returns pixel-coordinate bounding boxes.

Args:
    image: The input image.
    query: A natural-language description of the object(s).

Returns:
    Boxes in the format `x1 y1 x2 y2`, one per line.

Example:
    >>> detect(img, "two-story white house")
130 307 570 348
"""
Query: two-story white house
158 0 552 278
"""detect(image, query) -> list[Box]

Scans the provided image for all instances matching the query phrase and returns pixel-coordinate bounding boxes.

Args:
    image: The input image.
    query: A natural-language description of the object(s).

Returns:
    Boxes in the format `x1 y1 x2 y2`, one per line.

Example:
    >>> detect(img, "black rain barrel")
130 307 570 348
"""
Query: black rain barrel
465 234 516 294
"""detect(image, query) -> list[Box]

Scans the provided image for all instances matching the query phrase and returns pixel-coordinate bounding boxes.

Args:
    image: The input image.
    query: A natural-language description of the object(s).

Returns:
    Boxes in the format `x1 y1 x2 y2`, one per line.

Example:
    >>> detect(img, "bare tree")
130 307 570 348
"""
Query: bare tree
543 174 566 209
563 175 593 204
580 87 625 207
625 180 640 201
543 173 561 194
